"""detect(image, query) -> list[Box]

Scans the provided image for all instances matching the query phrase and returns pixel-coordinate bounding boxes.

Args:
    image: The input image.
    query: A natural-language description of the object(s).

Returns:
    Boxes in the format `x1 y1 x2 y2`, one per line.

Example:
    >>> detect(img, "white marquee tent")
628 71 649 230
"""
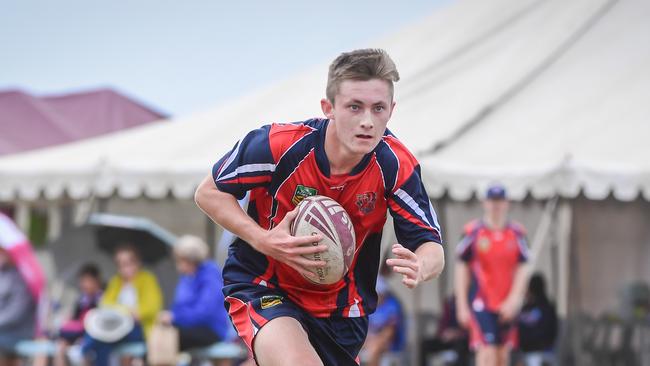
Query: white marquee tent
421 0 650 202
0 0 622 202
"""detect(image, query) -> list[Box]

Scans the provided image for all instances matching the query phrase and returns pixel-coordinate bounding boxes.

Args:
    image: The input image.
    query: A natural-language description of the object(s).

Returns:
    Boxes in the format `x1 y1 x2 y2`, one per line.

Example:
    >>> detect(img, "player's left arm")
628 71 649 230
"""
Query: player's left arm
499 264 529 321
499 228 531 321
384 153 445 289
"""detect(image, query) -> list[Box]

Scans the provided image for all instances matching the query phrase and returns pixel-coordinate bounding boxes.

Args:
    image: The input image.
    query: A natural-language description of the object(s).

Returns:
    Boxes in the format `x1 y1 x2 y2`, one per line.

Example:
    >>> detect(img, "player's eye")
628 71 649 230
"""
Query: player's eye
349 104 359 111
374 105 385 112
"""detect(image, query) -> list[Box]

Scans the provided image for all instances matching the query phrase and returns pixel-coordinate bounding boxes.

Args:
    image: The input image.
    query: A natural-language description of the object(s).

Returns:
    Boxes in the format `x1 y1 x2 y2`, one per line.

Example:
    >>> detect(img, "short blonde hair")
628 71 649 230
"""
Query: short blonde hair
326 48 400 103
174 235 209 263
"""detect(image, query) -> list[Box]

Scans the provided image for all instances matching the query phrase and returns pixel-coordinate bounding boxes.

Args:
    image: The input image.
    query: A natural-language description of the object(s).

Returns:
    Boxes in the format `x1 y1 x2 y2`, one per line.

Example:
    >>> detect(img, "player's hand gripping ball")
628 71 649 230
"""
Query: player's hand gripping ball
290 195 356 285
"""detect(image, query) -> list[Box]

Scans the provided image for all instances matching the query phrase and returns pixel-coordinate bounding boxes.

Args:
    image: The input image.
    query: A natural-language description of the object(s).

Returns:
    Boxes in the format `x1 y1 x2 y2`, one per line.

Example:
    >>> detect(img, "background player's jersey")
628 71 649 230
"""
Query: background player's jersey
456 219 529 312
213 118 441 318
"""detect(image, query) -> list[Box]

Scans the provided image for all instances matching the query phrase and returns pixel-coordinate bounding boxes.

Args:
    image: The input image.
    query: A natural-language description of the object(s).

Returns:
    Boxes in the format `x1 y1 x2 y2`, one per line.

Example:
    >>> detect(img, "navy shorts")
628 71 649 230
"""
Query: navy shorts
468 301 517 349
224 282 368 366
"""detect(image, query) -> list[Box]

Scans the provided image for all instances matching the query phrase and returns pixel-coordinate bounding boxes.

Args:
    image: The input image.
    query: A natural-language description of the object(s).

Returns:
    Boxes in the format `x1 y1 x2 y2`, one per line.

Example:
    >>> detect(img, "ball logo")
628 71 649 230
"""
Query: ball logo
345 246 354 257
292 195 356 284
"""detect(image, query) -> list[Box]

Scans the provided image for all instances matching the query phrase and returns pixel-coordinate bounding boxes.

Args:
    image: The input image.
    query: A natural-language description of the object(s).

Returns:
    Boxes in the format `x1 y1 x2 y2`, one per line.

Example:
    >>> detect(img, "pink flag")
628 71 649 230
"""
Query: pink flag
0 212 45 301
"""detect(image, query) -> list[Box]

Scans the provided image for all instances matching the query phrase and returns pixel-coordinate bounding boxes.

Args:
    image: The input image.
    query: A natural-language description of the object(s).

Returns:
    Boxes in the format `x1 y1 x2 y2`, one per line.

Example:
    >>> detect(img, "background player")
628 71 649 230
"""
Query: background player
454 184 529 366
195 48 445 365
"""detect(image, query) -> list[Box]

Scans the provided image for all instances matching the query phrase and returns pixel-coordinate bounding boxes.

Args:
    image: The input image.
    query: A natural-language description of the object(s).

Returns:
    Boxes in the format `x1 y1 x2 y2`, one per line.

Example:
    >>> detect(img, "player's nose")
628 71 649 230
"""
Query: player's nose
359 111 374 129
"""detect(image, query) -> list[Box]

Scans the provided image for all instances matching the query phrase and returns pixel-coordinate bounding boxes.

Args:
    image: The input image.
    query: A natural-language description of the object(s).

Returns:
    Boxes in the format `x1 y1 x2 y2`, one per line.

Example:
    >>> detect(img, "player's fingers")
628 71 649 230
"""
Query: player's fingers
279 207 300 228
289 244 328 255
291 233 324 247
391 265 418 279
386 258 418 271
391 246 417 260
402 276 417 289
292 256 326 268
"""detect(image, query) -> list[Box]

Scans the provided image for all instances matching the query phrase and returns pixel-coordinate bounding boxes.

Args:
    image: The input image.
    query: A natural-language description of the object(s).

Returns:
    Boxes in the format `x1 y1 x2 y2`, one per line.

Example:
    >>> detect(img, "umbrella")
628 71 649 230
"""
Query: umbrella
48 215 178 306
0 212 45 301
87 213 177 264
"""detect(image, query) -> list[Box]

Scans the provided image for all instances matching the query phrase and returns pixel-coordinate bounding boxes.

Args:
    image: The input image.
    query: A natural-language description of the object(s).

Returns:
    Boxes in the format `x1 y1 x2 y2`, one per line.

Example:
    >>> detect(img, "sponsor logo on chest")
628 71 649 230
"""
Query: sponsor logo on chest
291 184 318 205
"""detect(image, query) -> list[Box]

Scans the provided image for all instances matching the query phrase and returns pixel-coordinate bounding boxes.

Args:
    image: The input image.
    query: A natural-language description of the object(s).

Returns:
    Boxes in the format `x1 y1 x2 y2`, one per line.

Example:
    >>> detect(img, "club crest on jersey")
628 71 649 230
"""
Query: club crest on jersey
260 295 283 309
356 192 377 214
292 185 317 205
478 237 491 252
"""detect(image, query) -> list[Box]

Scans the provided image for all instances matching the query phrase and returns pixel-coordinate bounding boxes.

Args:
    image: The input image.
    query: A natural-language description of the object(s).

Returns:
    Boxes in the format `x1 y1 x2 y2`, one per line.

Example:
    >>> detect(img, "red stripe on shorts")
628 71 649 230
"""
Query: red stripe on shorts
226 296 256 353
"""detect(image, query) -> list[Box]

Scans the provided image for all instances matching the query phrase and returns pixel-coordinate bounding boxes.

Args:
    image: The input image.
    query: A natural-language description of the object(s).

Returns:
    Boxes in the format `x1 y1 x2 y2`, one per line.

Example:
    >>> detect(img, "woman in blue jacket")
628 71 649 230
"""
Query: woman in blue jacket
159 235 232 350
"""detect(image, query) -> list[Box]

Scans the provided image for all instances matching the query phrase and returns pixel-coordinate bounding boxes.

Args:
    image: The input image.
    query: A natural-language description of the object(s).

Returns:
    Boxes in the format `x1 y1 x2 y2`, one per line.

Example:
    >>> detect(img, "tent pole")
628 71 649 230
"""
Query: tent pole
15 201 30 233
435 196 449 308
556 200 572 318
556 199 574 364
46 202 62 241
529 197 558 270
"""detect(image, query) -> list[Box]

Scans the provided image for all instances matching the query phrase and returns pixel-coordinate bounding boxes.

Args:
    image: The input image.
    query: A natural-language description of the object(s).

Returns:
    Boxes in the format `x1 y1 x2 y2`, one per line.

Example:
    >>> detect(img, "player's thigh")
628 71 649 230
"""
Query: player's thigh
254 316 323 366
476 345 498 366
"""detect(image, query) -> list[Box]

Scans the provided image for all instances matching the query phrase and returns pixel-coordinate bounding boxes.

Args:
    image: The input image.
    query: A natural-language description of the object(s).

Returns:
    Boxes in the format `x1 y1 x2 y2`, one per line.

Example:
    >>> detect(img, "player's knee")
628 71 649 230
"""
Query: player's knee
477 346 498 366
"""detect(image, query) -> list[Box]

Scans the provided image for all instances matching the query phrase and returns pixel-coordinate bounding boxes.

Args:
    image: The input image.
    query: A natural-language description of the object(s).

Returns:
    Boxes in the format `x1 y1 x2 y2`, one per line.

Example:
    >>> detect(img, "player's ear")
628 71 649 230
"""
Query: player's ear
321 98 335 120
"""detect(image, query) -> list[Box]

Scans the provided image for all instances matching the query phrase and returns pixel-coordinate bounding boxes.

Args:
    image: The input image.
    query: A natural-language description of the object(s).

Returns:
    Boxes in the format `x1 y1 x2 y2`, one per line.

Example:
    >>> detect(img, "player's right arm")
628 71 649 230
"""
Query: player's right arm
454 229 475 328
195 176 326 280
454 261 471 328
195 125 326 279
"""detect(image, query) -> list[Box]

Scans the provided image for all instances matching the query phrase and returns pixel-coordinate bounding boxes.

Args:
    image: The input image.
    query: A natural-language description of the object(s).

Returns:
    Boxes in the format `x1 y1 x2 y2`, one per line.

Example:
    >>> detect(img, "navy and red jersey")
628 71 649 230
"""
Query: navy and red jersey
213 118 442 318
456 219 529 313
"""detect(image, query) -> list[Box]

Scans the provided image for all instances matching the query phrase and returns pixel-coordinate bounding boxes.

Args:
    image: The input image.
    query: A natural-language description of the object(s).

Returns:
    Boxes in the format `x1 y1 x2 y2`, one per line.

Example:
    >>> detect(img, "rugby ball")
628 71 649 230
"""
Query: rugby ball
290 195 356 285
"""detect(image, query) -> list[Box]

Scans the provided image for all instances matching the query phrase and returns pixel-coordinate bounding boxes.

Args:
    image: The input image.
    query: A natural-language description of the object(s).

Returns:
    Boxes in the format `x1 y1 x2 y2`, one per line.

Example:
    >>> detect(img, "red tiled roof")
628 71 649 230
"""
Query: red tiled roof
0 88 167 155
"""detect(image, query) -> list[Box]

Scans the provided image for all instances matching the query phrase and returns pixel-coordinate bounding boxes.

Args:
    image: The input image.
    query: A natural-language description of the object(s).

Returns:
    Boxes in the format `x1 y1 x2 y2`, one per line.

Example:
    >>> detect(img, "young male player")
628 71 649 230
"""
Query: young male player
195 49 445 366
454 184 530 366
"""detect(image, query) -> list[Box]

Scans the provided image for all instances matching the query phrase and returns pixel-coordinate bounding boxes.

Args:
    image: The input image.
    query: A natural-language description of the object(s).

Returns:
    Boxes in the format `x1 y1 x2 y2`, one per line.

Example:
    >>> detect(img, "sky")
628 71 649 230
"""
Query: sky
1 1 447 116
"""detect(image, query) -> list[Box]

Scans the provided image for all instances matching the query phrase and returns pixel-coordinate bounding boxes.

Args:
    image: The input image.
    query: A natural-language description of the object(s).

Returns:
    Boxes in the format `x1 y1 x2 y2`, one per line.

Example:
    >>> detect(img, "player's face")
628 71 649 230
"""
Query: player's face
321 79 395 157
483 199 509 220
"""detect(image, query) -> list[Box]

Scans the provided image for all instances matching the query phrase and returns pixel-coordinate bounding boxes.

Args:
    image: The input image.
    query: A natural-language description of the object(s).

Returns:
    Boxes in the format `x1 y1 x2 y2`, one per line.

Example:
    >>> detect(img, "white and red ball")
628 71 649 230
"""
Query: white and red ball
290 195 356 285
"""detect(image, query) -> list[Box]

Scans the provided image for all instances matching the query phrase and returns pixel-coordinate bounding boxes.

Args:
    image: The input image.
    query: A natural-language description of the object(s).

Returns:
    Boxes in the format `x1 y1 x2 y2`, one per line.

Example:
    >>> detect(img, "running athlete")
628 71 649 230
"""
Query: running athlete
454 184 530 366
195 49 445 366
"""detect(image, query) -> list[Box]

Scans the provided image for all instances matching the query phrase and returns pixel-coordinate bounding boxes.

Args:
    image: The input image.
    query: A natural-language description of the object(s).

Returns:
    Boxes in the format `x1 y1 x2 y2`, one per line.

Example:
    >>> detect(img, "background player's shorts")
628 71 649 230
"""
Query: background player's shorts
224 282 368 366
468 299 518 350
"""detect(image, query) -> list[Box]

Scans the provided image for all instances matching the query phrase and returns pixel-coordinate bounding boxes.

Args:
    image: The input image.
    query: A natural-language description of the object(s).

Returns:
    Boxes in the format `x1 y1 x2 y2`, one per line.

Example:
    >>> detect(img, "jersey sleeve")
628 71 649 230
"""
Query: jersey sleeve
456 234 475 262
387 164 443 252
515 230 530 263
212 125 275 199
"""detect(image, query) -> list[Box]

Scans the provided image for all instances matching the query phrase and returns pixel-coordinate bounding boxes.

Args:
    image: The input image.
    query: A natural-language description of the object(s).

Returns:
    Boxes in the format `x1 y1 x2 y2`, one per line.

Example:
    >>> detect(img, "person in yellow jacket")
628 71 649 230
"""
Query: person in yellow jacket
81 245 163 366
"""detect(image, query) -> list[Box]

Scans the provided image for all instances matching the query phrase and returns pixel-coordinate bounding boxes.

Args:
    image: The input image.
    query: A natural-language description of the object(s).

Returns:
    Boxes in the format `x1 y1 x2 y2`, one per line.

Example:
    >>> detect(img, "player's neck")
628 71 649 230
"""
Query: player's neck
324 123 364 175
484 215 507 230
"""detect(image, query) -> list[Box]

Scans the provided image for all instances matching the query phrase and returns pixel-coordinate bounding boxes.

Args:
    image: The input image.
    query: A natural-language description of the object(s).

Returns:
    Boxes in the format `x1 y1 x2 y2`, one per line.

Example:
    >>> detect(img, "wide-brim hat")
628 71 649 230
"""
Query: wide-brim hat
83 307 134 343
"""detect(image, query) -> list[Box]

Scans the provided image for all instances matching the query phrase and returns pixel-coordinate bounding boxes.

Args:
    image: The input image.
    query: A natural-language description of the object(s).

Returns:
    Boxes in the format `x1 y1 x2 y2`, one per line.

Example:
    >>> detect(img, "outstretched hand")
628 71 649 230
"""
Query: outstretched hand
385 243 422 289
251 207 327 281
